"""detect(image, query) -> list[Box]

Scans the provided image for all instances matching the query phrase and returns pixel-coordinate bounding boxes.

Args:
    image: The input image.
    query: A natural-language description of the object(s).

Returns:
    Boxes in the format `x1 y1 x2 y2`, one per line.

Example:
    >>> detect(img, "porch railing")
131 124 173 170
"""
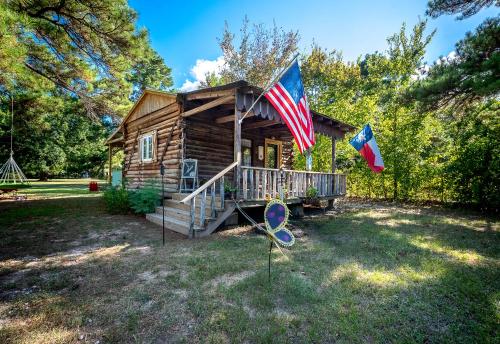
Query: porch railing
240 166 346 201
180 163 347 237
180 161 238 238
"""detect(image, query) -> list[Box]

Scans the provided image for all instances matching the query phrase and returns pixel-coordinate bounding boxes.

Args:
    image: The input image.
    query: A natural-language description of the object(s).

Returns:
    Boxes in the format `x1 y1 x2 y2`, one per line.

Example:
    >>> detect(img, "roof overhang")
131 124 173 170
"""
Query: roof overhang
235 84 356 138
105 89 176 145
106 81 356 144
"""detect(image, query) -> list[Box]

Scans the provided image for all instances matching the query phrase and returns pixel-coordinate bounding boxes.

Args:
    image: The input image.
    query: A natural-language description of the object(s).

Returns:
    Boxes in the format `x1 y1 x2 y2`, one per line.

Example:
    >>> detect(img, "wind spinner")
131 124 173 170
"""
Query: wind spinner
263 198 295 282
264 199 295 247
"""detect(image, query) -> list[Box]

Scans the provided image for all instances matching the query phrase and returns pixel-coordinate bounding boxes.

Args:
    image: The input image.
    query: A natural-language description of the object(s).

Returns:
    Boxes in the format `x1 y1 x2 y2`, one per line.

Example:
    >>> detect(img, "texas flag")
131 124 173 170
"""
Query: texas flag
350 124 384 173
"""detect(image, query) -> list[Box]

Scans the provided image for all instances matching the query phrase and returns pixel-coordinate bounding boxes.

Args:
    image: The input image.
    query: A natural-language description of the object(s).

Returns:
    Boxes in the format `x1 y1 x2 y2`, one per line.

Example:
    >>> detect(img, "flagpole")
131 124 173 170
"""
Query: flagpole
239 53 300 124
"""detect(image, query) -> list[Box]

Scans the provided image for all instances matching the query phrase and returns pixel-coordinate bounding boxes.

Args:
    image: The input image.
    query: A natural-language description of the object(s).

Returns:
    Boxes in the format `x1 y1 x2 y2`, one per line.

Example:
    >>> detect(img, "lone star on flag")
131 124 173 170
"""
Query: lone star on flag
350 124 385 173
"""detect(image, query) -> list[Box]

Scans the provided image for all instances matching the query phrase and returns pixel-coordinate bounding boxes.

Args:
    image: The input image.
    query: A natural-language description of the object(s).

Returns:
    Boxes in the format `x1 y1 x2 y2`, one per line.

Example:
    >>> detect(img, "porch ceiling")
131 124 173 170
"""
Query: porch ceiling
237 90 355 139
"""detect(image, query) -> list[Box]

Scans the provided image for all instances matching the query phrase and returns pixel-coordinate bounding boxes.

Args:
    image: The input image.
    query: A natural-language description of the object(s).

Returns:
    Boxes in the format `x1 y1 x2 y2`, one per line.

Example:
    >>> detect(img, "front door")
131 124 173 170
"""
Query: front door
264 139 283 169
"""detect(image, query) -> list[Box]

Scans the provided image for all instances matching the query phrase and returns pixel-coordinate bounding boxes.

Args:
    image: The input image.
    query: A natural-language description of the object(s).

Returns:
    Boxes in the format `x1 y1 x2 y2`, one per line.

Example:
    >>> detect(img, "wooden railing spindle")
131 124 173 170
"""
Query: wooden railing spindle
210 183 216 218
242 168 248 200
263 171 267 198
220 176 225 209
189 198 195 238
249 169 254 200
200 189 206 227
255 170 260 199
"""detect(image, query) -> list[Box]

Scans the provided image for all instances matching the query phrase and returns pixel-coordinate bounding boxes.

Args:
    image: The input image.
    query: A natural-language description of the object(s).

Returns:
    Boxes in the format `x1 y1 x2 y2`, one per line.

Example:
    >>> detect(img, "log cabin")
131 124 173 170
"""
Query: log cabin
106 80 355 237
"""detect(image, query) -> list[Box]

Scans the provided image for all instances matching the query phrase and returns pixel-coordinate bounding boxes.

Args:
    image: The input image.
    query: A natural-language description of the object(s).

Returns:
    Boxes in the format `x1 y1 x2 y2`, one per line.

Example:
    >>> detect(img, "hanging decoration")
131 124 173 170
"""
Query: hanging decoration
262 198 295 283
0 96 30 188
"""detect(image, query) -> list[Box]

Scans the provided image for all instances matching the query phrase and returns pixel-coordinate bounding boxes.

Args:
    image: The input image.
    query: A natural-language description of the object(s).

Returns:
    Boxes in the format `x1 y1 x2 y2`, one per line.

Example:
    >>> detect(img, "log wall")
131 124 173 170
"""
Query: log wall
184 111 294 184
123 95 182 192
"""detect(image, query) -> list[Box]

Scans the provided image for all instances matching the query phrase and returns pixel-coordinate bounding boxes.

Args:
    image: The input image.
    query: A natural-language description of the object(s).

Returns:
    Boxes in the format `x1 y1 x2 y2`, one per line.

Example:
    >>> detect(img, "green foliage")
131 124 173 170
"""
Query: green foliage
128 184 160 214
298 13 499 210
224 182 237 194
217 17 299 88
407 17 499 112
426 0 498 19
306 186 318 199
103 187 130 214
300 20 436 202
403 13 500 209
0 0 173 118
0 91 110 179
442 103 499 209
0 0 172 180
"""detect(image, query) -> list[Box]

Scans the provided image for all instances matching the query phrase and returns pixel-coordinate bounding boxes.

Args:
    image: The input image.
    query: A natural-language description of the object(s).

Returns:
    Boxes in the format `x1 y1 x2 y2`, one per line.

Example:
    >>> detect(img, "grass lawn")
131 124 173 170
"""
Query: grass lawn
11 179 105 199
0 183 498 343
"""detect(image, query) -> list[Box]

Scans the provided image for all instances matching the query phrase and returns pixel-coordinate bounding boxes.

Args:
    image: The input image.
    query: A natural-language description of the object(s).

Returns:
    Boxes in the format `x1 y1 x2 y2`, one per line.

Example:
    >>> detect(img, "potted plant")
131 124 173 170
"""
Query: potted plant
224 182 237 199
304 186 320 206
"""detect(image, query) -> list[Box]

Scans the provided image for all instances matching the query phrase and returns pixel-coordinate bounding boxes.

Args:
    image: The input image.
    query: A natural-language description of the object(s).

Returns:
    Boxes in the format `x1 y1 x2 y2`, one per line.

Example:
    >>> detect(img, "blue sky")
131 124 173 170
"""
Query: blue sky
128 0 498 89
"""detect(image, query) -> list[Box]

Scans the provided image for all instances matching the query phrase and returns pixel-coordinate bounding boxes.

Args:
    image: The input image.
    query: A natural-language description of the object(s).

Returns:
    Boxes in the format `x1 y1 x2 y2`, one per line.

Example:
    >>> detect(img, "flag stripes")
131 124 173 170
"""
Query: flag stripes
265 82 315 153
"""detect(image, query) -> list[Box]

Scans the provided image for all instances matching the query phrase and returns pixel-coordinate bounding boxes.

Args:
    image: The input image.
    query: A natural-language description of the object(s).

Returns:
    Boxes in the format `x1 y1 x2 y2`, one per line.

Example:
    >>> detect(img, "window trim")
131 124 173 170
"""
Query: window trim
241 139 252 167
264 138 283 169
139 131 155 163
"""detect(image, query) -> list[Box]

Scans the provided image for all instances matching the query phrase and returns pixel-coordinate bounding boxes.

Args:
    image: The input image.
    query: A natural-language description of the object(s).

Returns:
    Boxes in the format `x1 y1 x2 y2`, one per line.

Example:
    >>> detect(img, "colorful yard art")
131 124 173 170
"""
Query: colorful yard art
263 199 295 247
234 197 295 282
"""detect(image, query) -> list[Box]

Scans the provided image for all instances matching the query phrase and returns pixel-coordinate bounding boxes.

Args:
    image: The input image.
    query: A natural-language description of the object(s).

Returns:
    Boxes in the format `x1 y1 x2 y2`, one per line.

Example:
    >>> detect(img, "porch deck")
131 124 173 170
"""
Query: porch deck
146 166 346 237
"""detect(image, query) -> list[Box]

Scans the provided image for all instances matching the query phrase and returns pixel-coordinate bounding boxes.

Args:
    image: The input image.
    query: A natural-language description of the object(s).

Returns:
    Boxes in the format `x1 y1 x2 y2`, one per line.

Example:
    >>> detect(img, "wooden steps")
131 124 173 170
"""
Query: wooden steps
145 213 197 236
145 192 234 237
153 206 215 223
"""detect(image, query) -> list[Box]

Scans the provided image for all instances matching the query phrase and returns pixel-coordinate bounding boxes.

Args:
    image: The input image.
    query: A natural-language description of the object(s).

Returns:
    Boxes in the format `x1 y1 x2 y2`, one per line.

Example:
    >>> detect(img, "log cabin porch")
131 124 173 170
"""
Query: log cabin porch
106 81 355 237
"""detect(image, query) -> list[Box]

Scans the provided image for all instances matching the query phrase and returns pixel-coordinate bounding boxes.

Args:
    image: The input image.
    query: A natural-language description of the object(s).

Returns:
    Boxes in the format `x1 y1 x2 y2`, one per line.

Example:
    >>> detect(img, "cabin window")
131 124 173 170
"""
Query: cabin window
242 139 252 166
264 139 283 169
140 133 154 162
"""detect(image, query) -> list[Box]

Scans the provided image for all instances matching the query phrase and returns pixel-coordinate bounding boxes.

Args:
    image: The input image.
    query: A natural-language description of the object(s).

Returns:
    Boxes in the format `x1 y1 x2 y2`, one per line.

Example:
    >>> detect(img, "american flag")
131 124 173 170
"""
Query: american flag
264 61 315 153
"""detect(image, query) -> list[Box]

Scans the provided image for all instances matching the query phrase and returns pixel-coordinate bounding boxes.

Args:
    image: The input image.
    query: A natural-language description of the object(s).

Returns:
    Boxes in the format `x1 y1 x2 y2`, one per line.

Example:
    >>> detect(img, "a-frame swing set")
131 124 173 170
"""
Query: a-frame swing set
0 96 30 191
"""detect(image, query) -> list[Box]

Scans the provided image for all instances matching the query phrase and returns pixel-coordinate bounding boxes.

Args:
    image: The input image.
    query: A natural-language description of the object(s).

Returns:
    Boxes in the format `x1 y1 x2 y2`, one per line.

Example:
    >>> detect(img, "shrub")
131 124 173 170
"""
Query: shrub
128 184 160 214
103 187 130 214
224 181 237 196
306 186 318 199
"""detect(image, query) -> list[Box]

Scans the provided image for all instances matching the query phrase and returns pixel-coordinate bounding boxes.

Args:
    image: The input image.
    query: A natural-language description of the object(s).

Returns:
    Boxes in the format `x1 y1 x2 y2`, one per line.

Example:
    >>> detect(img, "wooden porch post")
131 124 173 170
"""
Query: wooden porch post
234 91 242 196
328 137 337 209
331 138 337 173
108 144 112 184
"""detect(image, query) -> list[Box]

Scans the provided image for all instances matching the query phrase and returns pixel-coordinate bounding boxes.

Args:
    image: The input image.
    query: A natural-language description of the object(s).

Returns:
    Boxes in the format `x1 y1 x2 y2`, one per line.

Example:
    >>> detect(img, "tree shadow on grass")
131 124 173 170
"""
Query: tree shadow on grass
1 200 498 343
0 196 190 343
314 207 499 262
0 196 184 260
288 209 500 342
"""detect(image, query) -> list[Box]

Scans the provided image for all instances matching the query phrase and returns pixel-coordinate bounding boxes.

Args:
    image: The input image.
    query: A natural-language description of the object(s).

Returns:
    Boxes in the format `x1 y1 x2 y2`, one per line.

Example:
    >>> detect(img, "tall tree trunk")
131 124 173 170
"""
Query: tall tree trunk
38 171 48 181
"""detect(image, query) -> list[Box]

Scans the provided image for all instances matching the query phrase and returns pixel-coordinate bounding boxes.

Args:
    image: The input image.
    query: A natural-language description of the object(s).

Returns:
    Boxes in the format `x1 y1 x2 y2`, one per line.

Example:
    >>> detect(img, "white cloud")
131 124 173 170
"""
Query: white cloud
435 50 458 66
179 79 200 92
180 56 224 92
412 50 459 81
412 63 430 81
447 51 458 60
